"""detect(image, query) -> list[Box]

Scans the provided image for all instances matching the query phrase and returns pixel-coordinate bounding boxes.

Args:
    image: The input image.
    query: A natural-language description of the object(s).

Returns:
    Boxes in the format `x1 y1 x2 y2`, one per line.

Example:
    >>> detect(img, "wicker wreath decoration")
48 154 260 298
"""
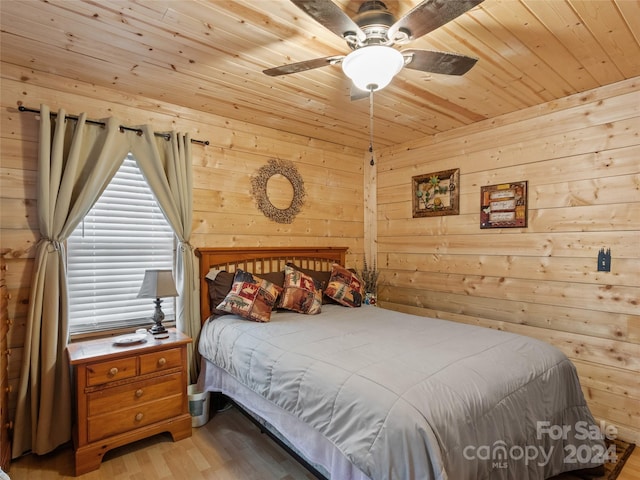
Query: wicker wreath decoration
251 159 305 224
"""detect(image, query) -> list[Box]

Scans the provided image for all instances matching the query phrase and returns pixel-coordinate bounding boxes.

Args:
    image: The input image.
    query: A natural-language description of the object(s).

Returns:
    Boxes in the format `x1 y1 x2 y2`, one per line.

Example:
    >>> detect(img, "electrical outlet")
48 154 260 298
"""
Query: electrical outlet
597 248 611 272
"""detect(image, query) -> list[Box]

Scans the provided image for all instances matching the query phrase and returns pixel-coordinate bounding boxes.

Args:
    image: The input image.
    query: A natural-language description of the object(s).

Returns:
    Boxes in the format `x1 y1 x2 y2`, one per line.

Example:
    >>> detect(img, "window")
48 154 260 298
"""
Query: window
67 154 175 334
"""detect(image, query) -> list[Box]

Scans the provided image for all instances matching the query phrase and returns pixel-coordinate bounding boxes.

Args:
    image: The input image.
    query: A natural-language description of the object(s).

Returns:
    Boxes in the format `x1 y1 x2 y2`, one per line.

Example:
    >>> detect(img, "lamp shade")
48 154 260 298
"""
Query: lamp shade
342 45 404 92
137 269 178 299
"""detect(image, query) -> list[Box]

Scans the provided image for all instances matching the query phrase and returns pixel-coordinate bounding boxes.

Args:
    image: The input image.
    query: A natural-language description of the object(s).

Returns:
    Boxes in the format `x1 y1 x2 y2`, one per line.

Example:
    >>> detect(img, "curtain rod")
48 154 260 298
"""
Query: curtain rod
18 105 209 146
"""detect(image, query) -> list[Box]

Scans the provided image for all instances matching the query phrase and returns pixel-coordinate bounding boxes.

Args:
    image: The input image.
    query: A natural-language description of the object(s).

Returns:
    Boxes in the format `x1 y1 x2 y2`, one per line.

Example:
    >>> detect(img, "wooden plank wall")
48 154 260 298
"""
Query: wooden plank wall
0 61 365 455
376 76 640 444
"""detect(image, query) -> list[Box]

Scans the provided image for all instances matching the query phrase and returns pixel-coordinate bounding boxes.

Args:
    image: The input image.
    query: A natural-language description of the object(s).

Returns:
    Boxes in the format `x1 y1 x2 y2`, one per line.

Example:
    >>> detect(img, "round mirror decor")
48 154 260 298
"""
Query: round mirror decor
251 159 306 224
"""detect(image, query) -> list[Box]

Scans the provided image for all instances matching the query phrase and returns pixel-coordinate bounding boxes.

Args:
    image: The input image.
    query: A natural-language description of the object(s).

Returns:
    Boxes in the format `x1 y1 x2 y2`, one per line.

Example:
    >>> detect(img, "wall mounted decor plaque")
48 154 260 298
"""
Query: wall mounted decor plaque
412 168 460 217
480 181 528 228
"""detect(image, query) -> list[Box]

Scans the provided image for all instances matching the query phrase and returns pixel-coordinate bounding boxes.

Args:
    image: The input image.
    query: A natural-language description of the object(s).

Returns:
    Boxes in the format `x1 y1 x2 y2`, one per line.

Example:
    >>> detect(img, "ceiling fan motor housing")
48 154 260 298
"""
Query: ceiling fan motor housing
351 1 400 47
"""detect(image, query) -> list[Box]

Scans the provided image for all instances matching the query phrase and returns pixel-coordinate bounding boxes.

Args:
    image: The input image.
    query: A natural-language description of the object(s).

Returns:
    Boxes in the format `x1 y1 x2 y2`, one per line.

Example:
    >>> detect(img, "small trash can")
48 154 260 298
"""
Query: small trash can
187 384 210 427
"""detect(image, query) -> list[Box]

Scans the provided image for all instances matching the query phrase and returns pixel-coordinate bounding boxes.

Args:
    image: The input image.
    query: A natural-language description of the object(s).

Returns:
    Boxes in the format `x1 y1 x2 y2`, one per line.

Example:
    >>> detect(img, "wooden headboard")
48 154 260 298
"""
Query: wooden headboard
195 246 348 324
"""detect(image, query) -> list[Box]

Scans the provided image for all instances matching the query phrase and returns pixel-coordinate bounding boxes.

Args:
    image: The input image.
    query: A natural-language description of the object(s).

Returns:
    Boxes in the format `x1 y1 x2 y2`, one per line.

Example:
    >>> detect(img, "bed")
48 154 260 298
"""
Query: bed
195 246 606 480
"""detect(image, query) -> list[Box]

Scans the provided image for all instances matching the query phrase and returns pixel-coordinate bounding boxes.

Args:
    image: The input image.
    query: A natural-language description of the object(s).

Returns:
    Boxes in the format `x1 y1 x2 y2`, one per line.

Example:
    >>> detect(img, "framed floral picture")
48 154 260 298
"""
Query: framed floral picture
412 168 460 217
480 181 528 228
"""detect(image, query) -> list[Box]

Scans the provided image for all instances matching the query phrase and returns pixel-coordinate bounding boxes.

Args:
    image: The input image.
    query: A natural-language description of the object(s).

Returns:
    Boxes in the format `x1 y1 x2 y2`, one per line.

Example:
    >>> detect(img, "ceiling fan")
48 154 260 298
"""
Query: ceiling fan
263 0 485 93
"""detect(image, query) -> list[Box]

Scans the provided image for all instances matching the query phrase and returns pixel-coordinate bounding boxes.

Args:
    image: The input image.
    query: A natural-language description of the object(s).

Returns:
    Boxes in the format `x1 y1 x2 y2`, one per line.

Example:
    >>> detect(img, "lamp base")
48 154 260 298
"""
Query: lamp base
149 323 168 335
149 297 169 338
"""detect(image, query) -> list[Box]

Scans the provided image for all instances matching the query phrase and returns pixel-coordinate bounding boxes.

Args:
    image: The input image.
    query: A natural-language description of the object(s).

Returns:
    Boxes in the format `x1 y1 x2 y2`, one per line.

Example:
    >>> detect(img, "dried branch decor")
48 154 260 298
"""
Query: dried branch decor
359 257 380 294
251 159 306 224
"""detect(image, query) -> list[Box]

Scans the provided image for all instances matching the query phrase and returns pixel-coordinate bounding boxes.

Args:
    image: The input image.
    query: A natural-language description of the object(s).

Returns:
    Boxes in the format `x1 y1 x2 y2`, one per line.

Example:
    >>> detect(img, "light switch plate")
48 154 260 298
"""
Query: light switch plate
597 248 611 272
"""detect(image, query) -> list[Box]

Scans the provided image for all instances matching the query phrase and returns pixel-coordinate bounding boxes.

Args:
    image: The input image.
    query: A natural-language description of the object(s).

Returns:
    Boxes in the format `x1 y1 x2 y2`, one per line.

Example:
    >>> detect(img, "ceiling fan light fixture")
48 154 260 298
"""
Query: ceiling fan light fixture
342 45 404 92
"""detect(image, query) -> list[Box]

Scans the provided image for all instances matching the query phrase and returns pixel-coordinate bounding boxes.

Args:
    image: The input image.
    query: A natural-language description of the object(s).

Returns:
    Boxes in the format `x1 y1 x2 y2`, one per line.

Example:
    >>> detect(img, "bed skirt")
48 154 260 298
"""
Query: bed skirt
198 359 371 480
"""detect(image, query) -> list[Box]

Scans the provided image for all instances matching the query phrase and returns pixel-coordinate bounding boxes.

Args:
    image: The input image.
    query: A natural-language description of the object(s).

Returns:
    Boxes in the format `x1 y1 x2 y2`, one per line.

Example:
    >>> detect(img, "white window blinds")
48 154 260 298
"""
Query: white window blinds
67 154 176 334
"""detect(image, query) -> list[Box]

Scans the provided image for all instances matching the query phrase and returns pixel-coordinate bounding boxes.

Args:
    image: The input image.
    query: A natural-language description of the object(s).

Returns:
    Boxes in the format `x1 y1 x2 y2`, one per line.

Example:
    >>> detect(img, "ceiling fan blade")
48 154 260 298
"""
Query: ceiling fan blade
290 0 366 42
402 49 478 75
388 0 484 42
263 55 344 76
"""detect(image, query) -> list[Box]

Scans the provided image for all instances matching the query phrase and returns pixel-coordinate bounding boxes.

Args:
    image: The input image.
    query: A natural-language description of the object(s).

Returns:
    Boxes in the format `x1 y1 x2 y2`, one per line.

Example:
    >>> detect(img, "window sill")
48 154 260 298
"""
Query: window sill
69 320 177 343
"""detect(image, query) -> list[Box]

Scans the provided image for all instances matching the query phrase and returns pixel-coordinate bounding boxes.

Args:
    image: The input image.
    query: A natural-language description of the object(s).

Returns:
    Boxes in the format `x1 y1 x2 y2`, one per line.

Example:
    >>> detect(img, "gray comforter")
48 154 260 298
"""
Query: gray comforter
199 304 606 480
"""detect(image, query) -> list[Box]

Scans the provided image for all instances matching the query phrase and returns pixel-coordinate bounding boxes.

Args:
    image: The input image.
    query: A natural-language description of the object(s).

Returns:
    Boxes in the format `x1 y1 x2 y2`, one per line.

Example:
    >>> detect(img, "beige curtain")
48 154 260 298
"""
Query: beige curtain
13 106 199 458
130 127 199 384
13 105 130 458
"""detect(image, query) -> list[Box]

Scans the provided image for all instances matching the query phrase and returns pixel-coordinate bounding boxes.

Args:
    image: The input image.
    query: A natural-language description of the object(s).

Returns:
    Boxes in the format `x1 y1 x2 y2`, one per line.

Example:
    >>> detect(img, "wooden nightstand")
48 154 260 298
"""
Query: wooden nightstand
67 328 192 476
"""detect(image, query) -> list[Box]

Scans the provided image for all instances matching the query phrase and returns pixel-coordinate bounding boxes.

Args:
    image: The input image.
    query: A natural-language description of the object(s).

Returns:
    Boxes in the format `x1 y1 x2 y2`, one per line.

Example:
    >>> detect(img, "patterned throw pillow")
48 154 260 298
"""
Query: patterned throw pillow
278 264 322 314
324 263 364 307
286 263 333 304
216 269 282 322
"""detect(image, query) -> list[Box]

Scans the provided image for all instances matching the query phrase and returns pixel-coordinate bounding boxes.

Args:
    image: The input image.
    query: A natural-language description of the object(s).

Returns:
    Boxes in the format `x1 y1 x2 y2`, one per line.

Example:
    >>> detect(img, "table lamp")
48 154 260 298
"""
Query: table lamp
137 269 178 336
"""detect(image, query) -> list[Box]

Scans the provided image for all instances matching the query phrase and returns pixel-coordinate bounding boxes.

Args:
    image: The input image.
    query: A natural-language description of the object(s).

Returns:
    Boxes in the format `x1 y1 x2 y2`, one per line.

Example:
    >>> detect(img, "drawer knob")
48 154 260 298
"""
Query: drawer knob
157 357 166 367
135 389 143 398
135 412 143 422
109 367 119 377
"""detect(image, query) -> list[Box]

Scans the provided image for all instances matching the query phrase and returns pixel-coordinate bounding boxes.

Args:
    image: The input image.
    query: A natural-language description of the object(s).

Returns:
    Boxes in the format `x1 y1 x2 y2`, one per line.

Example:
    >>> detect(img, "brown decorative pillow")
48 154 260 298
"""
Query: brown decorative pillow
278 264 322 314
216 269 282 322
206 270 235 316
259 271 285 290
324 263 364 308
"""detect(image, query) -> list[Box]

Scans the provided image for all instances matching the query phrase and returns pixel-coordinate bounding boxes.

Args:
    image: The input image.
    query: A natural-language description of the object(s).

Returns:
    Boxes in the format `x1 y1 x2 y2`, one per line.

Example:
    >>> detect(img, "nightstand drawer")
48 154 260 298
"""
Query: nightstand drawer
87 394 184 443
87 372 184 417
140 347 182 374
86 357 137 386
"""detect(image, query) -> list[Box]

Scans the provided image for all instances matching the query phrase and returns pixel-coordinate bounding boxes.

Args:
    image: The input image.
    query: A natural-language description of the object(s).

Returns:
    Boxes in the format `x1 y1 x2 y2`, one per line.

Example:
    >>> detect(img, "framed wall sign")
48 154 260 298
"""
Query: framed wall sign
480 181 528 228
412 168 460 218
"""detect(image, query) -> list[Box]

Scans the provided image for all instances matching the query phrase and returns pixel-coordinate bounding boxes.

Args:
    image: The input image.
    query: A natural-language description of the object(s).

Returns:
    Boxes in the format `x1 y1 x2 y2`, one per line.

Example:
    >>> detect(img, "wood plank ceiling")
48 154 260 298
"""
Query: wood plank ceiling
1 0 639 150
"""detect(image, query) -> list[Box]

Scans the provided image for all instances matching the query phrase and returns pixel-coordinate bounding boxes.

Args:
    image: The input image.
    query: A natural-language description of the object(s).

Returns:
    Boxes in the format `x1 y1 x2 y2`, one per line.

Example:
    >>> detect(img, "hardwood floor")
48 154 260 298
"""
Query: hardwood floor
8 406 640 479
621 449 640 480
9 406 316 480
